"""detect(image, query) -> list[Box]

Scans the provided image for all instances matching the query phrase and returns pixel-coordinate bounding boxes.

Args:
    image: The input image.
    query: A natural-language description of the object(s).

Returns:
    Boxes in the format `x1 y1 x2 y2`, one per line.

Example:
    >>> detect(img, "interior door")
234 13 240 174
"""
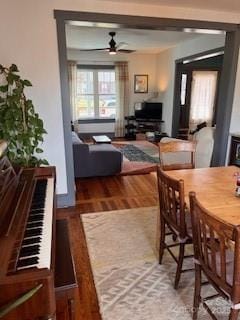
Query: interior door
172 54 223 138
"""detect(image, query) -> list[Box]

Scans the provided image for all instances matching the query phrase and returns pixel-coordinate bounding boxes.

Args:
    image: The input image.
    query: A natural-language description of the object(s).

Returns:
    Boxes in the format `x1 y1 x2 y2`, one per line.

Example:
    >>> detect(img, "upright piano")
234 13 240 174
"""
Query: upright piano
0 142 78 319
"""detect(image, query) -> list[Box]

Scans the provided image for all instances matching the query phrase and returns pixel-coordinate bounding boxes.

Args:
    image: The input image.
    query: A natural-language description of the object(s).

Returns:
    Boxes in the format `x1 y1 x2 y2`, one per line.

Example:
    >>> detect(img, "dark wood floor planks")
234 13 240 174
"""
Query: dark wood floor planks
57 172 158 319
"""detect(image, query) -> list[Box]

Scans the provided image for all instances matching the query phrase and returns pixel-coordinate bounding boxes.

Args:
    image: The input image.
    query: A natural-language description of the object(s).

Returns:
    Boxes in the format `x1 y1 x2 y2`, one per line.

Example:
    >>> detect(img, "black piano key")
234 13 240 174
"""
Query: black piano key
22 237 41 246
19 250 40 258
33 192 45 197
21 244 40 252
34 186 46 191
32 198 45 202
30 208 44 212
35 187 46 191
33 192 45 196
35 186 47 192
17 257 39 268
36 179 47 185
28 215 44 222
30 209 44 215
20 245 40 257
32 180 47 200
24 228 42 238
27 221 43 228
31 202 45 210
32 197 45 202
32 199 45 204
32 196 46 201
35 185 46 190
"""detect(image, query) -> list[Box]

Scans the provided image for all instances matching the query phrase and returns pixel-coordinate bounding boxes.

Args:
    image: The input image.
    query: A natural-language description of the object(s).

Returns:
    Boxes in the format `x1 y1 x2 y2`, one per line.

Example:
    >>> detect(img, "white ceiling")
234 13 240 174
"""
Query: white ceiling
103 0 240 12
66 26 204 54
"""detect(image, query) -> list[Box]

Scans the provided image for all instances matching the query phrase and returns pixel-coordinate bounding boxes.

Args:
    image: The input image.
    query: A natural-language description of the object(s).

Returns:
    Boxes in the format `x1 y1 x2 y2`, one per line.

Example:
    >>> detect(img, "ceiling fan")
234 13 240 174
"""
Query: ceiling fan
79 32 135 55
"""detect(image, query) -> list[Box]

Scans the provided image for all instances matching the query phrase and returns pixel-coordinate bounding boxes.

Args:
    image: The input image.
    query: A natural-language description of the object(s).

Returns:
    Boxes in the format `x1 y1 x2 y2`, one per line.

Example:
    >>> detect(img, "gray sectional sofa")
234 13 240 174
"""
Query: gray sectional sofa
72 132 122 178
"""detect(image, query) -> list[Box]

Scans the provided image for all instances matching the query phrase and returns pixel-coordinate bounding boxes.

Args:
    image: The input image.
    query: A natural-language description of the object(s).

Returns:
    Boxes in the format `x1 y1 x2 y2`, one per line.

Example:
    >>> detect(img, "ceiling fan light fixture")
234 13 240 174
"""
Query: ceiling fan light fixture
109 47 117 55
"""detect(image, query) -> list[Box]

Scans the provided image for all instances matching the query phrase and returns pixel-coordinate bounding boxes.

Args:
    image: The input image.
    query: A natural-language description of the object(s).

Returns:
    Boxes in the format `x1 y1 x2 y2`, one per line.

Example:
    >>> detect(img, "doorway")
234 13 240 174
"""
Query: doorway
173 52 223 139
54 11 240 207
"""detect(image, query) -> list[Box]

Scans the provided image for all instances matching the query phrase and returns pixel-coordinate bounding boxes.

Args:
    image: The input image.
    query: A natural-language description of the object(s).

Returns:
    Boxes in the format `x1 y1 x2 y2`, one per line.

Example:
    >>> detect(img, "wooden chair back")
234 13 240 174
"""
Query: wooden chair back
189 192 240 299
159 140 197 171
157 166 187 239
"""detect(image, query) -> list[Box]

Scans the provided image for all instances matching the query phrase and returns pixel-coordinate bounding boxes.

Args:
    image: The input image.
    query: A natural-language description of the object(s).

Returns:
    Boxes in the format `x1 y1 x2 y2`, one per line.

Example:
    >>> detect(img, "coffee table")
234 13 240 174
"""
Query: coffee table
92 135 112 144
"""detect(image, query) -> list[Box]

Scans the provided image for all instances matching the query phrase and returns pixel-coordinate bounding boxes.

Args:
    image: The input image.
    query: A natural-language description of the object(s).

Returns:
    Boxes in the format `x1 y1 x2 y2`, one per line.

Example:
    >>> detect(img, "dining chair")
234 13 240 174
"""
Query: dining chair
158 140 197 171
189 192 240 320
157 166 193 289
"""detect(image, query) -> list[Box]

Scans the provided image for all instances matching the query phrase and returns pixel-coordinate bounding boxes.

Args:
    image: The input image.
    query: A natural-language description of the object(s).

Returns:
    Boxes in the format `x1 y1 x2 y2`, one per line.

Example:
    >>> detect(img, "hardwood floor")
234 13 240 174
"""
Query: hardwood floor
57 173 158 320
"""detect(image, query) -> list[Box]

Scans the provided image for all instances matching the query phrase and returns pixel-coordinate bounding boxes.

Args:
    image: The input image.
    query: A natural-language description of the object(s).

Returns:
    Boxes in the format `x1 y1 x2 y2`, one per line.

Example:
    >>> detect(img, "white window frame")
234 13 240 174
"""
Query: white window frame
77 65 116 119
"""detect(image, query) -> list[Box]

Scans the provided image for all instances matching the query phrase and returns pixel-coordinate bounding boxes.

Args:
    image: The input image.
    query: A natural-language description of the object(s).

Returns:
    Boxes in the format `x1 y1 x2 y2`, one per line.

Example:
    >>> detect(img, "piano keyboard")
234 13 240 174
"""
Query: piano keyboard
17 177 54 270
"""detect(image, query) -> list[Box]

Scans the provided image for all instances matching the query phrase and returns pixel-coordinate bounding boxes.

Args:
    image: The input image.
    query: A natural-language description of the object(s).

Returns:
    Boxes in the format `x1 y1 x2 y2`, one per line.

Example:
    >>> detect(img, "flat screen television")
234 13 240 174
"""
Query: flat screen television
135 102 163 120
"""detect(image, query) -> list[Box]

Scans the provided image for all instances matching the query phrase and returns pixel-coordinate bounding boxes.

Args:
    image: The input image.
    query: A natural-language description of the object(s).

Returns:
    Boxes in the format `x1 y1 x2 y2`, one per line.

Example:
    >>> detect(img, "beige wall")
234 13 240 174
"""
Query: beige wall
0 0 239 195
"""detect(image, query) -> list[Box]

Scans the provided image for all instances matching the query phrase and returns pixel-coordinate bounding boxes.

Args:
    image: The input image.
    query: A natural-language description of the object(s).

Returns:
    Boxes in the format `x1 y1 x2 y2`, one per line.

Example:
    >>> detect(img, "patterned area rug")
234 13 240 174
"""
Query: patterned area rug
113 140 159 175
81 207 230 320
119 144 159 163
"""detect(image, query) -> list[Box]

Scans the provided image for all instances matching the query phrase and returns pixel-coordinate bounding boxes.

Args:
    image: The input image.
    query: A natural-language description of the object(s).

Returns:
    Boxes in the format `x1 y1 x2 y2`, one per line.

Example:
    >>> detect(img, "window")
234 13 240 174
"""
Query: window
180 73 187 106
76 67 116 119
189 70 218 129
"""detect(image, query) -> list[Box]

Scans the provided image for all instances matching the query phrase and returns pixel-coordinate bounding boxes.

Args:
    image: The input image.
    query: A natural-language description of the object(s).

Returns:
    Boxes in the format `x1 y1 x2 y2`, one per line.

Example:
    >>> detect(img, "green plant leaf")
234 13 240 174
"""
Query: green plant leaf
9 64 19 72
23 79 32 87
0 85 8 92
40 159 49 165
0 64 48 167
35 148 43 153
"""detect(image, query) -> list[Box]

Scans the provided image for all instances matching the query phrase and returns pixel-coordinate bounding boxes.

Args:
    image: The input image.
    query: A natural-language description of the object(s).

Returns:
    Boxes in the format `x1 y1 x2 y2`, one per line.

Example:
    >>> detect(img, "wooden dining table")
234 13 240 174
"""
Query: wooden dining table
166 165 240 226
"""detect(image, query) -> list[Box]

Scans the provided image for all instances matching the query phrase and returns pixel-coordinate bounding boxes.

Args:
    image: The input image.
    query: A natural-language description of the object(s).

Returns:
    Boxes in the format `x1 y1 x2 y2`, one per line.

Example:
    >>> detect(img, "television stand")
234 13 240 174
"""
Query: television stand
124 116 165 140
135 118 164 133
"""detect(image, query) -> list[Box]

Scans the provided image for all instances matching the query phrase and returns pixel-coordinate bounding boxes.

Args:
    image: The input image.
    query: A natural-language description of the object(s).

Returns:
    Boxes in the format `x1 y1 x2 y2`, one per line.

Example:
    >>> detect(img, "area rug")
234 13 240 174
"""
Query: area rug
114 140 160 163
119 144 159 163
114 140 159 175
81 207 230 320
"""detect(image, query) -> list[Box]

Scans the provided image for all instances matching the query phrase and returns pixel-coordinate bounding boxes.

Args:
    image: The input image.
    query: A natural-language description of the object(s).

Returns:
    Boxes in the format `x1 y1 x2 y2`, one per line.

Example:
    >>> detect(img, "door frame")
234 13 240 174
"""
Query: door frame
54 10 240 207
172 48 224 137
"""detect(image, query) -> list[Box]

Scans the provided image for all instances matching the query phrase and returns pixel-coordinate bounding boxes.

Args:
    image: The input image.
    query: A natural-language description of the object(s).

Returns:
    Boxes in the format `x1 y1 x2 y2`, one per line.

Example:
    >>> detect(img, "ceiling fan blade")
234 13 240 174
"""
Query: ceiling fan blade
116 42 128 50
78 33 135 54
118 49 136 53
79 48 109 51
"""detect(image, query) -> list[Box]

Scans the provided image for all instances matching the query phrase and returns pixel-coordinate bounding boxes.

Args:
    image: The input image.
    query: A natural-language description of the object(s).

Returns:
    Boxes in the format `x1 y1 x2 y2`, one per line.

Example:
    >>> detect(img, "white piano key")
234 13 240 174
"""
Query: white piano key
17 178 54 271
36 177 54 270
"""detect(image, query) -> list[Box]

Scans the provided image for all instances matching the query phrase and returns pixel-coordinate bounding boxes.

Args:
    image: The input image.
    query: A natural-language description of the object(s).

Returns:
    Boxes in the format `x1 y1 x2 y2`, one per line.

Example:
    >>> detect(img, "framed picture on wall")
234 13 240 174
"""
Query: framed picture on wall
134 74 148 93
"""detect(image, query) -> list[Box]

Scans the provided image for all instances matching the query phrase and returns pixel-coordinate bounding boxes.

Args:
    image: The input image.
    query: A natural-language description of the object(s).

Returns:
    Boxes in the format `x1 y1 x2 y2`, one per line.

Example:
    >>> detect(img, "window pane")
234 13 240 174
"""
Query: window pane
189 71 218 129
77 71 93 94
180 74 187 105
76 95 94 118
99 95 116 118
98 71 116 94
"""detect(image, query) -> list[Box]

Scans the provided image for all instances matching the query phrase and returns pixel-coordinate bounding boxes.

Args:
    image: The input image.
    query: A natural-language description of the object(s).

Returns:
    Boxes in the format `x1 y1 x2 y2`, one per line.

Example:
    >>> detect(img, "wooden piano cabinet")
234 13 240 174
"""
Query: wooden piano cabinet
0 272 56 320
55 220 79 320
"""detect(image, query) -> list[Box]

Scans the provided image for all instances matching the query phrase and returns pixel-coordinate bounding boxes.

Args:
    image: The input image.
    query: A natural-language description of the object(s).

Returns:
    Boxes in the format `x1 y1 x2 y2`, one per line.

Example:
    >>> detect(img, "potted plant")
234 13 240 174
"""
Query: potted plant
0 64 48 167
